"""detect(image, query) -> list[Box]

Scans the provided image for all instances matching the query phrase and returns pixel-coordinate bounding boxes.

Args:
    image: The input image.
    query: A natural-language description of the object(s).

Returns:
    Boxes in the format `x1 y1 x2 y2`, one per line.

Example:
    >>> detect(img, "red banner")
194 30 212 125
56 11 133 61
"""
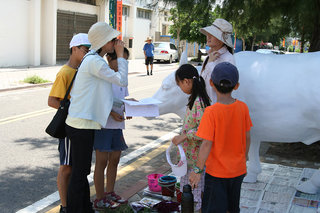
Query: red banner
116 0 122 40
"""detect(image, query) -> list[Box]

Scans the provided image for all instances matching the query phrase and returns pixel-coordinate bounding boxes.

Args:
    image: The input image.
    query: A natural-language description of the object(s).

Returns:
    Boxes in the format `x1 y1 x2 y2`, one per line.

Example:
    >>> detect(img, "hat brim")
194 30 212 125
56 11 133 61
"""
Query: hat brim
145 39 152 42
200 26 233 48
89 29 121 51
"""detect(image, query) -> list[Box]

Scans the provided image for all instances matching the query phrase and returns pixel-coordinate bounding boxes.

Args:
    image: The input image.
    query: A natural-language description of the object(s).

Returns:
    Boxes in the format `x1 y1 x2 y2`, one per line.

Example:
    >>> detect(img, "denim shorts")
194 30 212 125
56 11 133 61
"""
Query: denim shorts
202 173 245 213
94 129 128 152
58 137 72 166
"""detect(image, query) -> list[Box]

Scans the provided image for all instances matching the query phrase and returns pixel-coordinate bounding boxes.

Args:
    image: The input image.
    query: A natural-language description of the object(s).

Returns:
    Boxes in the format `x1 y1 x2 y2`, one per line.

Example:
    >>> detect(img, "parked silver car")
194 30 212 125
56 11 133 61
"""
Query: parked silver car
153 42 179 63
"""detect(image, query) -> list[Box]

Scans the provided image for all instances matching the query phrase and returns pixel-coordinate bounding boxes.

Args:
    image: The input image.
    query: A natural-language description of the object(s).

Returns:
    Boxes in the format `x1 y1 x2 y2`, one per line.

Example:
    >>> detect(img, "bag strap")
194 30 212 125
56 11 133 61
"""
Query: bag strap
61 52 95 101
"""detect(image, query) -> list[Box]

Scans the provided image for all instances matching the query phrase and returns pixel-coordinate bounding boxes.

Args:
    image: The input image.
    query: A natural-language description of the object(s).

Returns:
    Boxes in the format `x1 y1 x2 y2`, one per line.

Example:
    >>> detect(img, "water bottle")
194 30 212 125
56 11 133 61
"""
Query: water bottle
181 184 194 213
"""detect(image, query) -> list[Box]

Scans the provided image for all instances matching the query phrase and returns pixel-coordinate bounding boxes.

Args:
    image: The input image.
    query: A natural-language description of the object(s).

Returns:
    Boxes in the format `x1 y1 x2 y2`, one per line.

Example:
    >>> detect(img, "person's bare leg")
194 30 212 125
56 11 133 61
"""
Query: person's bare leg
150 64 153 75
57 165 72 207
146 65 149 75
94 150 109 199
106 151 121 193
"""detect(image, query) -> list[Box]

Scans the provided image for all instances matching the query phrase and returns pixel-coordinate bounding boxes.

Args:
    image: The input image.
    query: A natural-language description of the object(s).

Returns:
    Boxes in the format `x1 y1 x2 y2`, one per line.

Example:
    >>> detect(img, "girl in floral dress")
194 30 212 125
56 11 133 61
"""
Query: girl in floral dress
172 64 211 211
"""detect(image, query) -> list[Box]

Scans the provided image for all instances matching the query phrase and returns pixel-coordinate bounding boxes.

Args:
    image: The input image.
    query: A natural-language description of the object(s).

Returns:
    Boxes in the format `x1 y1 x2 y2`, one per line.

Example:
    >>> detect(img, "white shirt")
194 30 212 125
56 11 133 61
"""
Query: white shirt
104 84 129 129
66 51 128 129
200 46 235 104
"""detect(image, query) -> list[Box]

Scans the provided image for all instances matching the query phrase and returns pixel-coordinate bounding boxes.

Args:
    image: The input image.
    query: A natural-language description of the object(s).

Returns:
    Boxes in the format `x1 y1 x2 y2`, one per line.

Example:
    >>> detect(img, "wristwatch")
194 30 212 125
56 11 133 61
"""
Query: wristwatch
193 166 203 174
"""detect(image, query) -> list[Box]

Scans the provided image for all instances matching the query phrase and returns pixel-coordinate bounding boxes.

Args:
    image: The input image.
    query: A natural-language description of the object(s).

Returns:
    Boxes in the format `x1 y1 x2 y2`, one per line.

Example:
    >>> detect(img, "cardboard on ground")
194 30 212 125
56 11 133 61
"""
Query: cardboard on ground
123 98 162 117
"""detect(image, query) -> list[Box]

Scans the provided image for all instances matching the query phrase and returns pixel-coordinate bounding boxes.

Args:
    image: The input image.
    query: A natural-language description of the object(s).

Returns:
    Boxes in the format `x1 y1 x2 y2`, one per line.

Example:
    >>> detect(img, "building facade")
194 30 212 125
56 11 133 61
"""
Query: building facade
0 0 197 67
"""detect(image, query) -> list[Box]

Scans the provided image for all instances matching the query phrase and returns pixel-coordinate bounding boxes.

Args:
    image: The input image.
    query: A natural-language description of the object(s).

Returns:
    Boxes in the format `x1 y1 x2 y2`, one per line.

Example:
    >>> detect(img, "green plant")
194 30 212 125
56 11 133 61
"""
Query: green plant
23 75 50 84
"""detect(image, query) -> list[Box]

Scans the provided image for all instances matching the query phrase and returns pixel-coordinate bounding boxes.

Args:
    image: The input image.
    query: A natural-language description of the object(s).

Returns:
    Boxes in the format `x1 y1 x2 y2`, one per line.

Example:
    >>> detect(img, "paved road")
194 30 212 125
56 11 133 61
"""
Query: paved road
0 64 180 213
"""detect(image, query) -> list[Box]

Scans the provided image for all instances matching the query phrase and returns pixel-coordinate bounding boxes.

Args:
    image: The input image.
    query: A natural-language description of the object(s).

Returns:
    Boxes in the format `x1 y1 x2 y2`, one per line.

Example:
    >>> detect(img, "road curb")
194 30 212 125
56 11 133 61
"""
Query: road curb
0 82 53 92
0 65 179 93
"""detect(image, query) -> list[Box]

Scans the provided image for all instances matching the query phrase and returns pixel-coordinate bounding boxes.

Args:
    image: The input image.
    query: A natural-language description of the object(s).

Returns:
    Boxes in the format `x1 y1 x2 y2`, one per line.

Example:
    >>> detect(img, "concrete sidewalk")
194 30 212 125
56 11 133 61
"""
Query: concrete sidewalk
0 59 178 91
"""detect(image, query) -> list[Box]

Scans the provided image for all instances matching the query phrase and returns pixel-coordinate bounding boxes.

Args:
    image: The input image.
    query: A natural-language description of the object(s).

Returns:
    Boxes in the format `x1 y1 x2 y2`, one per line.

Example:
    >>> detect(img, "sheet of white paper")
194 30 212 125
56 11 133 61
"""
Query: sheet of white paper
124 103 159 117
122 98 162 106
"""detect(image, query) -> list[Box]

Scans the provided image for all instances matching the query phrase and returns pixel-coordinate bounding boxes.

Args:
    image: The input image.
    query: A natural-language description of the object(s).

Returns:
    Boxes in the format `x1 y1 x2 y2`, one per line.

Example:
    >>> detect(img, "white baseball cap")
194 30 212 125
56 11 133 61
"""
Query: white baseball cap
166 143 187 177
69 33 91 49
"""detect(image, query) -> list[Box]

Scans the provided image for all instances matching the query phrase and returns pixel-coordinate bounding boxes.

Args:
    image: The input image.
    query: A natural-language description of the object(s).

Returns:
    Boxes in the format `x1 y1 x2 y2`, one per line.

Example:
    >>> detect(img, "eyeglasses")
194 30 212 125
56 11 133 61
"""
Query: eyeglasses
77 46 89 54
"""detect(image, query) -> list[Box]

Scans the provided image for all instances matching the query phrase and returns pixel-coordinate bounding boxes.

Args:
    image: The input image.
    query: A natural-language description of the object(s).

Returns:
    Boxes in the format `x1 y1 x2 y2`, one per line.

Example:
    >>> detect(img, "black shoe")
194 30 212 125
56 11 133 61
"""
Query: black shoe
147 71 149 75
150 70 153 75
60 205 67 213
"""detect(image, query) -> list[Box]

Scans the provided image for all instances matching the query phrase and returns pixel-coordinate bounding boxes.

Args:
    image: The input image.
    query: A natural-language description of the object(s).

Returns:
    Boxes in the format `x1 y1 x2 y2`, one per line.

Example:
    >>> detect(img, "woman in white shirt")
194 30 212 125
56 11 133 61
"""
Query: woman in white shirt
199 18 236 104
65 22 128 213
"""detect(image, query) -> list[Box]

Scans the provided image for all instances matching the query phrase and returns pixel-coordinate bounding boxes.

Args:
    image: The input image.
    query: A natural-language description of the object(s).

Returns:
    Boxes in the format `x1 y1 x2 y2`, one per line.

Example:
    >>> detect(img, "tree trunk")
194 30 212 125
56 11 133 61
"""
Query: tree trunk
177 29 181 56
300 27 305 53
309 0 320 52
241 37 245 51
197 49 202 61
251 35 256 51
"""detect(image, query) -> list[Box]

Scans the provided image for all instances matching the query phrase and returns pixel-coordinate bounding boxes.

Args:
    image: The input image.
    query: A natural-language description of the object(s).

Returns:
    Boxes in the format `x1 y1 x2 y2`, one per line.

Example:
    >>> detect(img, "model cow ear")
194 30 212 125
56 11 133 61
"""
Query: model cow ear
162 72 176 90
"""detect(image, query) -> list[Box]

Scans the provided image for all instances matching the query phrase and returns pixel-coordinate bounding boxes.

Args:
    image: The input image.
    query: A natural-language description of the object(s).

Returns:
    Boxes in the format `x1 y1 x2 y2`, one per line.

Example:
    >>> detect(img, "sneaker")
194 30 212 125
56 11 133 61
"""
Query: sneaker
147 71 149 75
59 205 67 213
105 191 128 204
93 197 120 210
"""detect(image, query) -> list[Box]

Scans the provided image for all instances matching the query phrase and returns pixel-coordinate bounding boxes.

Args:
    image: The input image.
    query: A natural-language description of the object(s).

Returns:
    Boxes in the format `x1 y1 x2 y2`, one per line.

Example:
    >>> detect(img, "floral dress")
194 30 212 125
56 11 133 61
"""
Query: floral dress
179 96 205 168
178 96 206 211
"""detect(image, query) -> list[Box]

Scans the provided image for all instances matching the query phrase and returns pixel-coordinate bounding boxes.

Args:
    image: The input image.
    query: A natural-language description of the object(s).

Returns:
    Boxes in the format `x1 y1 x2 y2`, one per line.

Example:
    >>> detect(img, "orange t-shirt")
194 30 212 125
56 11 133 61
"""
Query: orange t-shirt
196 100 252 178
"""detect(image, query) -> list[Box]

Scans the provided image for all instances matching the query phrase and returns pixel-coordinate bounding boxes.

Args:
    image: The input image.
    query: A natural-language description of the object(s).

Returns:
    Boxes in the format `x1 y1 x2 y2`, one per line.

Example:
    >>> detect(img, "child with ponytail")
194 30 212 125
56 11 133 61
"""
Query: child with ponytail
172 64 210 211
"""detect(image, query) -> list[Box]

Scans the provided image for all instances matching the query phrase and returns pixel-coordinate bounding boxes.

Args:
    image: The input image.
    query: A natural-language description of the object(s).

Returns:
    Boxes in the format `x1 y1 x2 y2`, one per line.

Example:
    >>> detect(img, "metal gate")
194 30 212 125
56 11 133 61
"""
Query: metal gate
57 10 97 61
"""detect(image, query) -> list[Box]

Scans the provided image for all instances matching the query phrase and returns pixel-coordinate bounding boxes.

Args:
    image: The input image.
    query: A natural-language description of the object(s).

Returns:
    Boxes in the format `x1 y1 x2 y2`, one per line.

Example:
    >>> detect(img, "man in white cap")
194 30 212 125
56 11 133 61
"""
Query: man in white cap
65 22 128 213
143 36 154 75
199 18 236 105
48 33 90 213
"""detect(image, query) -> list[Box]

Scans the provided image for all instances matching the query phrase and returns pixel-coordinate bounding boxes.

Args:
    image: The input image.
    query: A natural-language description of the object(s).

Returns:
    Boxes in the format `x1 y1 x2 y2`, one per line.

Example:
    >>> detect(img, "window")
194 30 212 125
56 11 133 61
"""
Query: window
154 43 168 48
137 8 151 20
123 6 129 17
145 11 151 19
170 44 177 50
66 0 96 5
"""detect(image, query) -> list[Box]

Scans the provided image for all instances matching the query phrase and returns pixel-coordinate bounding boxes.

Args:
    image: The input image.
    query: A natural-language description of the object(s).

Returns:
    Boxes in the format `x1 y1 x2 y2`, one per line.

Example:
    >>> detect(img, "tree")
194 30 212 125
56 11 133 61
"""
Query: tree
220 0 320 52
159 0 320 52
167 2 220 59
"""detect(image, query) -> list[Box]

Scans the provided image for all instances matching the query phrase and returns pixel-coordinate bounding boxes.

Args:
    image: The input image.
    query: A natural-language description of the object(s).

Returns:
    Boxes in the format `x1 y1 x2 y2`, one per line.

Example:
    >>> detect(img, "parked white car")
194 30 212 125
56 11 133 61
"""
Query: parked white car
153 42 179 63
256 49 285 54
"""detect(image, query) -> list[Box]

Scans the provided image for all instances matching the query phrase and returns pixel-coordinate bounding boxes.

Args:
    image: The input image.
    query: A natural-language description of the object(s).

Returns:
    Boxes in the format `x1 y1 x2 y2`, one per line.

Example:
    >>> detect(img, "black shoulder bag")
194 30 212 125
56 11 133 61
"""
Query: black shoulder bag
45 53 93 139
45 69 78 139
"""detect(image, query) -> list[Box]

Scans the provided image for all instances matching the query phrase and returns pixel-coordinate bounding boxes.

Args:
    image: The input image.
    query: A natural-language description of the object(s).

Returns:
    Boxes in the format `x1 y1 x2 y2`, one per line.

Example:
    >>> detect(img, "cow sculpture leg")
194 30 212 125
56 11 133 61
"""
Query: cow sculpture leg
244 137 262 183
296 170 320 194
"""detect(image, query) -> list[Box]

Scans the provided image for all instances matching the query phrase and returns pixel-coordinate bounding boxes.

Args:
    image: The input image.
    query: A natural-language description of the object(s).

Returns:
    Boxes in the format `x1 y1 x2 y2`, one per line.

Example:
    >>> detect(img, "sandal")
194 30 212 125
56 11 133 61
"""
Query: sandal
105 191 128 204
93 197 120 210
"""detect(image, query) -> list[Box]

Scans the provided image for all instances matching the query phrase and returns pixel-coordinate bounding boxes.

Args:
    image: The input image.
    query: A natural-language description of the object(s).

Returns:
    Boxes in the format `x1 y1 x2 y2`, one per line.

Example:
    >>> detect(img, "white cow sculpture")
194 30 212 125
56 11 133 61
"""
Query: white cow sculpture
152 51 320 194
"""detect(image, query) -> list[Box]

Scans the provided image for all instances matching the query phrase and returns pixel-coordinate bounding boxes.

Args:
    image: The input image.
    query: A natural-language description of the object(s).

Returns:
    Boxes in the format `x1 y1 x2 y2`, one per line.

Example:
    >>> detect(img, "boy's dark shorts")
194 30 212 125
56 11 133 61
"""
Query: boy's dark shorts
145 56 154 65
202 173 245 213
58 137 72 166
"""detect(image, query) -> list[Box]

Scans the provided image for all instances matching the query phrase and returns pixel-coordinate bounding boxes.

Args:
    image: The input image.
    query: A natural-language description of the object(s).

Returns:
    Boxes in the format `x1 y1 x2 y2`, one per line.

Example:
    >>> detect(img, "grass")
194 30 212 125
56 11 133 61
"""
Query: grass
23 75 50 84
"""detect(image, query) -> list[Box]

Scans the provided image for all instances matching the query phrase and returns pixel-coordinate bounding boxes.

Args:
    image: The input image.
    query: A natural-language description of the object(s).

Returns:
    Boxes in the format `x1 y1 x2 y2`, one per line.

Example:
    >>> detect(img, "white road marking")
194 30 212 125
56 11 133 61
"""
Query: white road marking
16 128 180 213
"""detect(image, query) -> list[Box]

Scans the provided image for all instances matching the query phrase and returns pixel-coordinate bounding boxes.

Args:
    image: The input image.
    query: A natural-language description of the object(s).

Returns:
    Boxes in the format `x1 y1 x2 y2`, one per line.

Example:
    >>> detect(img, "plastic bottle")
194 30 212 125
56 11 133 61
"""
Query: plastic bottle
181 184 194 213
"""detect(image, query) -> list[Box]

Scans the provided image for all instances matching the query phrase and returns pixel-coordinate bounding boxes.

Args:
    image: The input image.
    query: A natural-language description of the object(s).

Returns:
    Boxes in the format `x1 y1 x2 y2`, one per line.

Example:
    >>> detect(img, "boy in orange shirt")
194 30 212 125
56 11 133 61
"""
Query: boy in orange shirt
189 62 252 213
